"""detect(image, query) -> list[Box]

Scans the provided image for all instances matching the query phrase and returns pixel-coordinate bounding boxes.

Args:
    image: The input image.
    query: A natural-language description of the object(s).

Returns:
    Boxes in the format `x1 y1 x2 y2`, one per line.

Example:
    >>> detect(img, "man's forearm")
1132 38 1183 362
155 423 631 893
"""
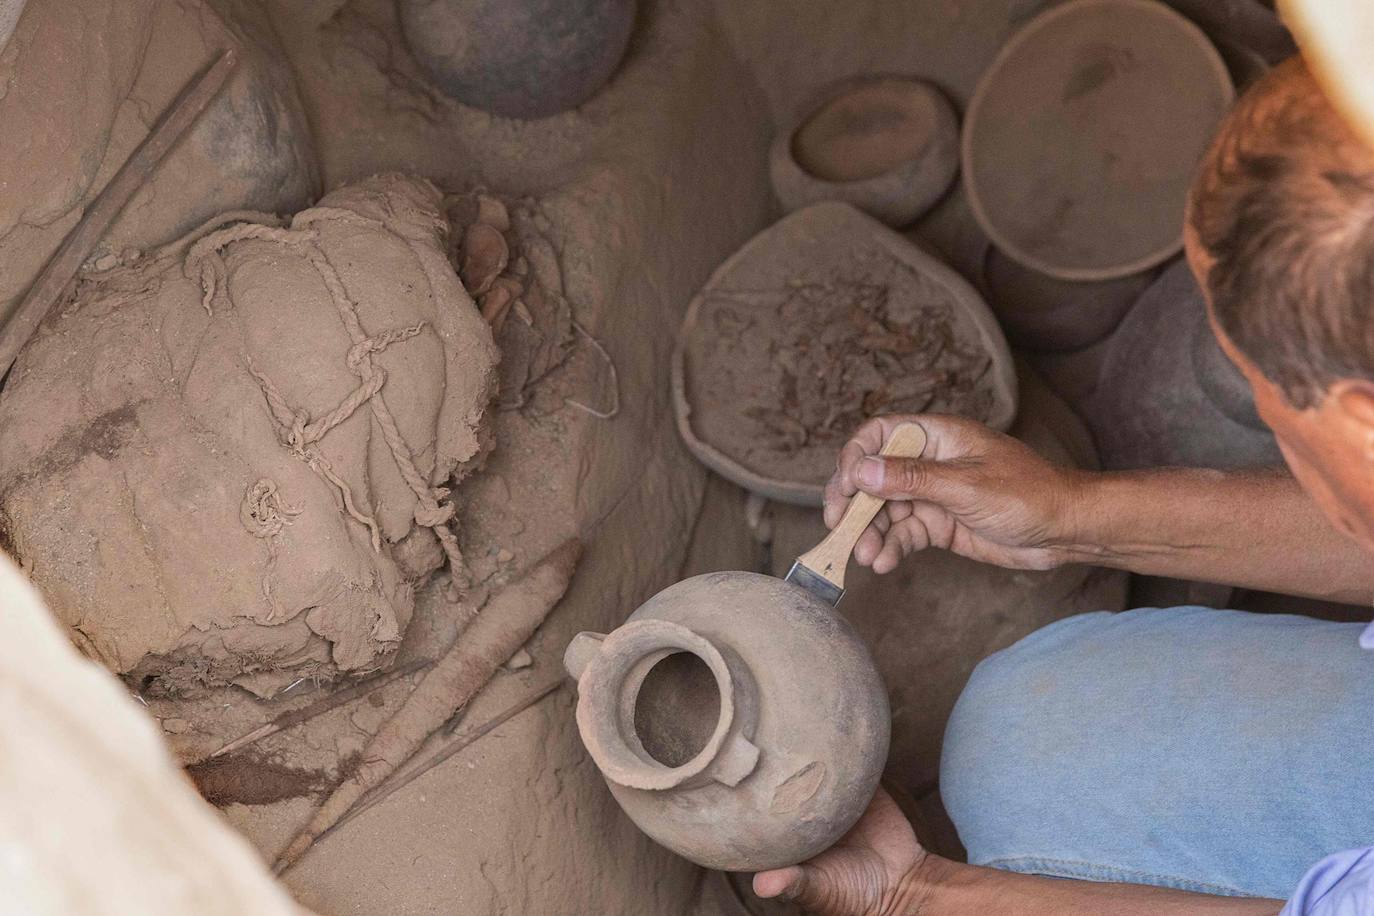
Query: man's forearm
897 856 1284 916
1060 466 1373 604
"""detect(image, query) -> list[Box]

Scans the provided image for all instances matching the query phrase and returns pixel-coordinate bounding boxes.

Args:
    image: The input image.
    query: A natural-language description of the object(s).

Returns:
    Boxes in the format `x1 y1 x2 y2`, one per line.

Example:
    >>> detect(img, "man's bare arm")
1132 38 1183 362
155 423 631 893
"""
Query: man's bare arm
754 792 1285 916
905 856 1284 916
1067 465 1373 604
825 415 1374 604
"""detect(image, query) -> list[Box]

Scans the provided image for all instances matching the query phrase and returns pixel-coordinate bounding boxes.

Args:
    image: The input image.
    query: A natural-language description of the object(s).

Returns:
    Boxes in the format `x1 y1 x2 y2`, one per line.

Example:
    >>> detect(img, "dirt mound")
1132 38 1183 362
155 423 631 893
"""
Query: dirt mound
0 174 498 697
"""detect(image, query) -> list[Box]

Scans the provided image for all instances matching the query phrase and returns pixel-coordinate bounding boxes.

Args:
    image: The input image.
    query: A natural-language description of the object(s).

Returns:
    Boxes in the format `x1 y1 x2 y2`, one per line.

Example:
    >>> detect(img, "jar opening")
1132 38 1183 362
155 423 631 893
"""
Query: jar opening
633 650 722 768
574 618 741 790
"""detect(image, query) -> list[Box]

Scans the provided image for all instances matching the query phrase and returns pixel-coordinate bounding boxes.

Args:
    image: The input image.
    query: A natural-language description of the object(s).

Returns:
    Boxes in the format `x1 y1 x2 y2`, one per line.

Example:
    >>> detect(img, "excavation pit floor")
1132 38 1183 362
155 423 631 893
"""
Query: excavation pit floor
5 0 1280 913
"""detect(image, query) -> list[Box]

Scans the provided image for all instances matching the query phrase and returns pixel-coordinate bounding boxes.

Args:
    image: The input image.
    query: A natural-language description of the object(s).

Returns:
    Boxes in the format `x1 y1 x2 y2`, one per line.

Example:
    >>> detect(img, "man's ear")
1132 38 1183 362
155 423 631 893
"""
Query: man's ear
1330 380 1374 460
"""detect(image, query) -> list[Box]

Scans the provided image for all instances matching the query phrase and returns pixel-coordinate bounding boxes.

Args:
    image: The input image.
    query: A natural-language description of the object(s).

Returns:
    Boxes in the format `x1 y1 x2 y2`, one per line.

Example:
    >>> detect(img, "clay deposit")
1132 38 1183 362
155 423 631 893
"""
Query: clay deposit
0 175 498 696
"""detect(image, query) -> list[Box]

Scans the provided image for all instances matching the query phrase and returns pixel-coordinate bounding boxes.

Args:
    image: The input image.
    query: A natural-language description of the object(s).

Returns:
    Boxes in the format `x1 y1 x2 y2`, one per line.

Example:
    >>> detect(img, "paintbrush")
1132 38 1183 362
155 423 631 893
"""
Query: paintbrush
784 421 928 606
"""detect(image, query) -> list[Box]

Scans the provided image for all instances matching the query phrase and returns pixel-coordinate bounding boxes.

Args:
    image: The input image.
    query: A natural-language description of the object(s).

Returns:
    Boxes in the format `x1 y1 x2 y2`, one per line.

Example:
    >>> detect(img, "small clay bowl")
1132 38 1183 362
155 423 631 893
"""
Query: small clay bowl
963 0 1234 280
770 76 960 228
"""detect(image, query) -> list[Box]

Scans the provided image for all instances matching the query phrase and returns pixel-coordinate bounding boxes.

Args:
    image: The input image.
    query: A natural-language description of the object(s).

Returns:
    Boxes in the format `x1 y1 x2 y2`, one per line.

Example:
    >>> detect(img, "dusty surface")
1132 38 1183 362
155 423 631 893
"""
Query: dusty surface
0 175 497 695
767 364 1127 790
689 276 995 486
634 650 720 766
118 1 780 912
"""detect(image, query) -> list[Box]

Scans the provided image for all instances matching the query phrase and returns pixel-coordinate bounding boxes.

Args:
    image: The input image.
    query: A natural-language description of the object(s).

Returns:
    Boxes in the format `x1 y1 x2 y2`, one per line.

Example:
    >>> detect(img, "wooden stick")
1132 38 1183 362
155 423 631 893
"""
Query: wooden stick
204 657 434 761
0 49 237 378
274 538 582 872
794 422 927 589
292 679 565 862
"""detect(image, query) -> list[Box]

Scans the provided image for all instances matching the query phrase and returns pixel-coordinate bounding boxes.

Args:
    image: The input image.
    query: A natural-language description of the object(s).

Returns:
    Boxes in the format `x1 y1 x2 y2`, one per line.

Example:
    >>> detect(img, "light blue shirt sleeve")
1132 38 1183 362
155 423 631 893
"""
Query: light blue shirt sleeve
1278 623 1374 915
1282 849 1374 915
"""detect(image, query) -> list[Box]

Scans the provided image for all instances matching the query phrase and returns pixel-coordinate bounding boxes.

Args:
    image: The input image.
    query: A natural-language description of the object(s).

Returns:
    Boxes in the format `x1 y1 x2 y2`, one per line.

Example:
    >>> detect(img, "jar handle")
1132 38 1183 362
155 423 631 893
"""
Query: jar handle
563 631 605 680
705 732 760 787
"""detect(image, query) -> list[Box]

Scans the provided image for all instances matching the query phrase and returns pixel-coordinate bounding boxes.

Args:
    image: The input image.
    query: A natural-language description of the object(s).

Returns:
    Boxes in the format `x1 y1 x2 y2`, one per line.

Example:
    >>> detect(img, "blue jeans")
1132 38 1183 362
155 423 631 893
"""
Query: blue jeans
940 607 1374 900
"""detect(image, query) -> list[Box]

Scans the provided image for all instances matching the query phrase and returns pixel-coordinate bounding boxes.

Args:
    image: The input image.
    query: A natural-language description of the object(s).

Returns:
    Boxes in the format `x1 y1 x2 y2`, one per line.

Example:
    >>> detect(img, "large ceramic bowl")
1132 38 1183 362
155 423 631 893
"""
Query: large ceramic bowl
963 0 1234 280
673 203 1016 506
770 76 960 228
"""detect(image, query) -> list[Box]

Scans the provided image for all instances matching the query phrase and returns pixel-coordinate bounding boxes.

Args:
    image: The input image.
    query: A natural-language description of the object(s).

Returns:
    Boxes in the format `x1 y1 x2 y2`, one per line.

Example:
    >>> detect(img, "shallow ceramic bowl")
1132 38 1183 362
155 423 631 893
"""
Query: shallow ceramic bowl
770 76 959 228
673 202 1017 506
963 0 1233 280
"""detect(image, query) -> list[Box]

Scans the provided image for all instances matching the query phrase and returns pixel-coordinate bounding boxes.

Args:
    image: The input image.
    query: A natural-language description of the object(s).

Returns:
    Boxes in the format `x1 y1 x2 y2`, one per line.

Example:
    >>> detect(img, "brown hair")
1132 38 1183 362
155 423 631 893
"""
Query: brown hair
1188 58 1374 408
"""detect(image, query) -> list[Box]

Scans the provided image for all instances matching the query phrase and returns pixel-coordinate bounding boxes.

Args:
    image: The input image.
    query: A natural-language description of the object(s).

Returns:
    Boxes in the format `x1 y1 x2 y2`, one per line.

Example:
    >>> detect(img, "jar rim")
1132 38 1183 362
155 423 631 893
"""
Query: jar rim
574 619 736 791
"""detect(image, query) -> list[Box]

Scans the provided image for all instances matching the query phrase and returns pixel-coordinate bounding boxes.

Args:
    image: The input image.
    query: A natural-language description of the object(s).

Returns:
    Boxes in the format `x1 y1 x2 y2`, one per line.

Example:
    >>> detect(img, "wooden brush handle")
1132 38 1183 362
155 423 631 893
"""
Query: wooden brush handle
795 422 929 590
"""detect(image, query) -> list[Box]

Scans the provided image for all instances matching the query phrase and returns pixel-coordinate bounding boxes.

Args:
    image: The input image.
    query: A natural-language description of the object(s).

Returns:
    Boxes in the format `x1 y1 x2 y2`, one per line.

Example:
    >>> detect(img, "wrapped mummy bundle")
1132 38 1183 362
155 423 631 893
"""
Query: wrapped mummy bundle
0 175 499 696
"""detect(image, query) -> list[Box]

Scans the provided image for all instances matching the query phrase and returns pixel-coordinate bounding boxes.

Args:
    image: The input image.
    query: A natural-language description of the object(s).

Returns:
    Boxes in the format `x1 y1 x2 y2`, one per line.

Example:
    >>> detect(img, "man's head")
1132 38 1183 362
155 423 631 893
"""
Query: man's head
1187 57 1374 548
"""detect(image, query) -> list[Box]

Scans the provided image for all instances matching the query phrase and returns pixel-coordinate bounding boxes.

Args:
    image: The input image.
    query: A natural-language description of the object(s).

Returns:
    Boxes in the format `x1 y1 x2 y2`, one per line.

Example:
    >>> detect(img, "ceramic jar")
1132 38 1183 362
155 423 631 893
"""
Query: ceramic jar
398 0 636 119
564 571 890 871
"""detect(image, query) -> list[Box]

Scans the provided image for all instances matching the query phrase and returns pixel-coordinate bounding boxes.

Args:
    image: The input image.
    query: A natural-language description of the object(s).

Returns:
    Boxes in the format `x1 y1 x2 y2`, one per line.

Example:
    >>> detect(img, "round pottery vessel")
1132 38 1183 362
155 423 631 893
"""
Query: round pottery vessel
0 1 25 55
398 0 635 119
564 571 890 871
963 0 1233 280
1086 260 1279 469
770 76 959 227
980 246 1155 352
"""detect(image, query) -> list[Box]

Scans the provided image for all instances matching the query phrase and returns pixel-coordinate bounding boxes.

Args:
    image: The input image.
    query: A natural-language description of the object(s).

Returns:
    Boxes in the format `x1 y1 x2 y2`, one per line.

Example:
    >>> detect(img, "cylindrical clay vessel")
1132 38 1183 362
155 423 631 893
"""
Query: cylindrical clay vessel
564 572 890 872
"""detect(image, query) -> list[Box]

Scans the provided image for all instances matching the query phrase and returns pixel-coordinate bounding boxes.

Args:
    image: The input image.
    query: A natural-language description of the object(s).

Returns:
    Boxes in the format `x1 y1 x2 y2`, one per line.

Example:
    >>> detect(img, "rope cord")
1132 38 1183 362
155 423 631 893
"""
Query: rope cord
190 212 468 581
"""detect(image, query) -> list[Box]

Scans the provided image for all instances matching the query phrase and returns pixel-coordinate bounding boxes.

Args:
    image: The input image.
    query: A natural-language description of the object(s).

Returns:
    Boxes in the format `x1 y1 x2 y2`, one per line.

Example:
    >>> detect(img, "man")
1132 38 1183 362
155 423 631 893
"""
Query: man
753 58 1374 915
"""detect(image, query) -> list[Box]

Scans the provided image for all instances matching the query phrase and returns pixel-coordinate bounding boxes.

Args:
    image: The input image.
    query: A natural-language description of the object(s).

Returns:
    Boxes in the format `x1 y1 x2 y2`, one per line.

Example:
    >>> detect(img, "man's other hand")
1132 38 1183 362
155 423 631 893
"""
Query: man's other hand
824 415 1089 572
753 788 930 916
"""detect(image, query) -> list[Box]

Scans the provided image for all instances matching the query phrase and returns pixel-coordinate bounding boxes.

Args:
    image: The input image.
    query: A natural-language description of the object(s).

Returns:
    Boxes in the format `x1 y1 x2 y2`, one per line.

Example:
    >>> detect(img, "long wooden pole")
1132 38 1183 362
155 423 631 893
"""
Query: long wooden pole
0 49 237 379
